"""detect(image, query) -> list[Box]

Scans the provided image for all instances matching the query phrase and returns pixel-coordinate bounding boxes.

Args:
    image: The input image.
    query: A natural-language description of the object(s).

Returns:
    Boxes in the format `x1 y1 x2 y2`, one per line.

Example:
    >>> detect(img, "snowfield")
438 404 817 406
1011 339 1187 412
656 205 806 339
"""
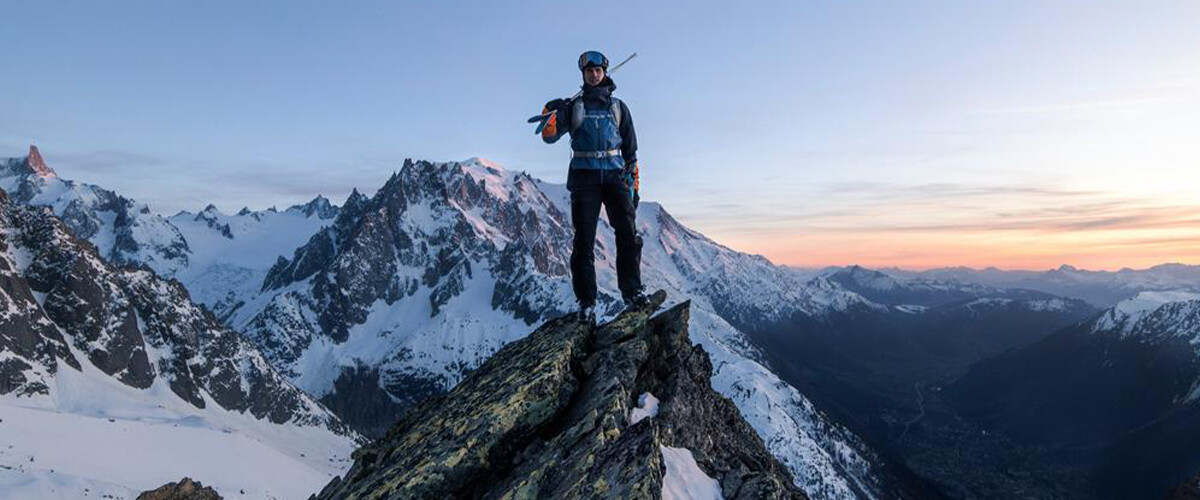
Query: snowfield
0 355 355 500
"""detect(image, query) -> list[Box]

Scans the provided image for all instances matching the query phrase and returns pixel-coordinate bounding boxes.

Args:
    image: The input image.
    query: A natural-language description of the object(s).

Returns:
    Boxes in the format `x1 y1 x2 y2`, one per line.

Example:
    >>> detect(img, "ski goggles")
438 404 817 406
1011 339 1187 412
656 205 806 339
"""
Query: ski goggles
578 51 609 71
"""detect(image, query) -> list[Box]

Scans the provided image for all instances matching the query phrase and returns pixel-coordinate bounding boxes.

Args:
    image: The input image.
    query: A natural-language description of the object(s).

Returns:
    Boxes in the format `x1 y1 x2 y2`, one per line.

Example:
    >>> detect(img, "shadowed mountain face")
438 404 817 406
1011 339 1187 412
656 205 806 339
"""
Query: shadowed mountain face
314 292 806 500
737 268 1097 435
950 293 1200 499
735 267 1101 498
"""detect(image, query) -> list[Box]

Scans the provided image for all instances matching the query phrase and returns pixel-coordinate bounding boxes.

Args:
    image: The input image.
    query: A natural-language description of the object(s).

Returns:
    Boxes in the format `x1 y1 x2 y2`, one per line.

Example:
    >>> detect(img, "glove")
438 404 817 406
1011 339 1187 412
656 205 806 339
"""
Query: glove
622 161 640 208
622 161 639 191
544 98 570 114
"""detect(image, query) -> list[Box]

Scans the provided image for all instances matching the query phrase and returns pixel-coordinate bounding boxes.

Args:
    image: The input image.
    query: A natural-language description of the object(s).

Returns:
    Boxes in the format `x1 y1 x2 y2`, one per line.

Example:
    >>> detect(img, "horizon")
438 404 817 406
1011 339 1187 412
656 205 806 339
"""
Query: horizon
4 1 1199 271
7 142 1195 274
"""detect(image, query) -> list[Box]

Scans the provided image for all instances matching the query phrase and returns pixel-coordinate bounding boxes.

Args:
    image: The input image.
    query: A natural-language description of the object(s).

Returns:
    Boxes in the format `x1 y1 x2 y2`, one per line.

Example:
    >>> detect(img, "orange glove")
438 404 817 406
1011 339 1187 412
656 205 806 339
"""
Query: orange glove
540 107 559 141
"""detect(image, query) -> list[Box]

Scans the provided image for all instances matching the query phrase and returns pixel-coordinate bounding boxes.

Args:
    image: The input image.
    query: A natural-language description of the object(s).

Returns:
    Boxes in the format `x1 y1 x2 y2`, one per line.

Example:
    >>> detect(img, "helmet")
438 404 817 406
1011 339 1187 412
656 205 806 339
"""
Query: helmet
578 51 609 71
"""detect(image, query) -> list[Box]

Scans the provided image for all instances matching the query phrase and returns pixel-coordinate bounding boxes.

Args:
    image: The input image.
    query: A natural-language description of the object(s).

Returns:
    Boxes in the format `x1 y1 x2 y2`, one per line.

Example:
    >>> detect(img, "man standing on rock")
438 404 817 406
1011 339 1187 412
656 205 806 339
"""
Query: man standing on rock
540 50 647 324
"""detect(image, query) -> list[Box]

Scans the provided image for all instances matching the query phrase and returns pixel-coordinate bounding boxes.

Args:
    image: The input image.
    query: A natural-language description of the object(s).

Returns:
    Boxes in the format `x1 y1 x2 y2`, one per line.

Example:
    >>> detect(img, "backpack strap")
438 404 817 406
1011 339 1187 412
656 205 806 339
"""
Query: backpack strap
570 97 622 133
570 98 585 133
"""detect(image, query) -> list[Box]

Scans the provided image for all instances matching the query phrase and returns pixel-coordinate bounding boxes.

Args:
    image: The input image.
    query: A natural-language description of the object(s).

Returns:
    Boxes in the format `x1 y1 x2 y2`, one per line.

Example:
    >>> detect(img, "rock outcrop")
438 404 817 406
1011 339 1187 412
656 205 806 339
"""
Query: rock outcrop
313 290 805 499
24 145 56 178
136 477 223 500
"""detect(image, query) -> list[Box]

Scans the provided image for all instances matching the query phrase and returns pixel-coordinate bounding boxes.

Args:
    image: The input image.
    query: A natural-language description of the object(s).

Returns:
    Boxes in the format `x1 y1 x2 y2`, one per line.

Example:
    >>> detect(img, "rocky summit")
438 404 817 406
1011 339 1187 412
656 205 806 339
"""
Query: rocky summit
313 290 805 500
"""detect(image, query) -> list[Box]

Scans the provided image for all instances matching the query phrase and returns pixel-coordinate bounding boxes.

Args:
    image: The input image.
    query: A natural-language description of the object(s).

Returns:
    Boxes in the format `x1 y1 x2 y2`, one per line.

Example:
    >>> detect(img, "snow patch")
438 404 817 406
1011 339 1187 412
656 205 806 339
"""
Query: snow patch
629 392 659 425
661 445 724 500
894 304 927 314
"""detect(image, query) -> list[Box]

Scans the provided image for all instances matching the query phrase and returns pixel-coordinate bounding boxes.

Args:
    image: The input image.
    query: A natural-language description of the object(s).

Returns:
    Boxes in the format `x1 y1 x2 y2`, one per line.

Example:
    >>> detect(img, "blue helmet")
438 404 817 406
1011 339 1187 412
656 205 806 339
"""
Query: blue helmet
578 51 608 71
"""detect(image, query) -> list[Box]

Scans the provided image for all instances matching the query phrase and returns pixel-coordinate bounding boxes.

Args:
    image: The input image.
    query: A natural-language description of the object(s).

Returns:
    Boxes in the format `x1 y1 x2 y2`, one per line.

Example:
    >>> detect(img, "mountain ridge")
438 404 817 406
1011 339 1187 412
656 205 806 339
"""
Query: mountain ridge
314 292 807 500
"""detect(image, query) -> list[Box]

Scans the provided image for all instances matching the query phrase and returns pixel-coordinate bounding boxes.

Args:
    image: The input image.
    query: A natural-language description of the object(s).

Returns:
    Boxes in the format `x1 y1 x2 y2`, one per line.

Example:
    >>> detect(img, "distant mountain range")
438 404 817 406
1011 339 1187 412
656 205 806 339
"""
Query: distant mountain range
881 263 1200 308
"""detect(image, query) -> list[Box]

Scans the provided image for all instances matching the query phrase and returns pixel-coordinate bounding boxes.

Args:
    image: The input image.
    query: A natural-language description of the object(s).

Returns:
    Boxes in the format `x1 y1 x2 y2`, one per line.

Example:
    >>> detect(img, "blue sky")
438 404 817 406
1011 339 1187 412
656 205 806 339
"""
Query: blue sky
3 1 1199 269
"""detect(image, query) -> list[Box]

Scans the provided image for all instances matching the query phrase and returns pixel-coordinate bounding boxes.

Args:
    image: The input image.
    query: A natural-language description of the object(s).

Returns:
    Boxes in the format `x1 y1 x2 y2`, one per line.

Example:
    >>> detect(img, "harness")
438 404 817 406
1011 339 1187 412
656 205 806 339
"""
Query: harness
572 149 622 158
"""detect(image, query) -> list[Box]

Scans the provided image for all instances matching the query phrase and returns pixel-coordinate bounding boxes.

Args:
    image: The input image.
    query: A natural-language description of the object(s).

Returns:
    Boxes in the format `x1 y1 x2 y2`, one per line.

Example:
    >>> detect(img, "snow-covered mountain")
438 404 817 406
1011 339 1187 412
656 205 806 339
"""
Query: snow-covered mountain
0 145 191 275
0 187 357 498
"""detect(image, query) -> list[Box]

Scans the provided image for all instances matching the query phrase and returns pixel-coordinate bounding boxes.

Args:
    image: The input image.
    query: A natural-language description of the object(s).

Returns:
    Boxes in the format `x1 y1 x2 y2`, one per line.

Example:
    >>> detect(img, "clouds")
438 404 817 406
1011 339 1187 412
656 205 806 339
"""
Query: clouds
32 146 399 214
678 180 1200 270
51 149 174 174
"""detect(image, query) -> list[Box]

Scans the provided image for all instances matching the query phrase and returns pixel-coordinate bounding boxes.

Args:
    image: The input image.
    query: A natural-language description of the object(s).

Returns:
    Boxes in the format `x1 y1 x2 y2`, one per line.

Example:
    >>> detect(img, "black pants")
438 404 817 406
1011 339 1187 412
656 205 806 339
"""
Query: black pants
569 176 643 306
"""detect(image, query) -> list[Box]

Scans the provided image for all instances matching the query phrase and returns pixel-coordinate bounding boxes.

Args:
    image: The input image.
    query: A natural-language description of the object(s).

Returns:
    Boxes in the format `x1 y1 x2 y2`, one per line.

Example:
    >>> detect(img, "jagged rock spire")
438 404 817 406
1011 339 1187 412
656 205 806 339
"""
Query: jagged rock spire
25 145 57 178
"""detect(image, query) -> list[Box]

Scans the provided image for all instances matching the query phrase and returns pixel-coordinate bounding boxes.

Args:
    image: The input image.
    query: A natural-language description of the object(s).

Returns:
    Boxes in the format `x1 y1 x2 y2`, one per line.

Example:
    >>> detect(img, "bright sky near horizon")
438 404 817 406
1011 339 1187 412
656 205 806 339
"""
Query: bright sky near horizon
3 1 1199 271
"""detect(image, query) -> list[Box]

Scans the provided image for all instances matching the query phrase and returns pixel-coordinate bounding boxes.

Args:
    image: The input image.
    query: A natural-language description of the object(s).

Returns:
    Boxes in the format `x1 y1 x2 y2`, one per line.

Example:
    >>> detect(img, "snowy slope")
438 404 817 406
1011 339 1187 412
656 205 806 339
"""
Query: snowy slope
0 357 354 500
167 199 338 322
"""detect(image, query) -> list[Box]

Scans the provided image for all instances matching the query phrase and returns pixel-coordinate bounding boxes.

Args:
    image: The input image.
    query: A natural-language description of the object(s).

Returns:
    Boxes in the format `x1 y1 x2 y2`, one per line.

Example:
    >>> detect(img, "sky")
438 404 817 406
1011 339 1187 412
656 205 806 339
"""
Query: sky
2 1 1199 271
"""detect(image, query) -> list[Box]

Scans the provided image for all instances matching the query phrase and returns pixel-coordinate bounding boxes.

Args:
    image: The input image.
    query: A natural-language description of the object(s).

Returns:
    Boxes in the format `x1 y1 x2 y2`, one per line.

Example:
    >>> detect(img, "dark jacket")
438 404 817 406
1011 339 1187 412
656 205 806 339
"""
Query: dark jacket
543 77 638 190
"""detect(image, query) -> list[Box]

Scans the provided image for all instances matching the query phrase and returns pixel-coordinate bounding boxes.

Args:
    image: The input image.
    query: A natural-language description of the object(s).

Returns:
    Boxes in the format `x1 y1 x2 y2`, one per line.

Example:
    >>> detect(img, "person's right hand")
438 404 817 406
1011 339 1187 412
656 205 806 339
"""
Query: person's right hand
544 98 569 113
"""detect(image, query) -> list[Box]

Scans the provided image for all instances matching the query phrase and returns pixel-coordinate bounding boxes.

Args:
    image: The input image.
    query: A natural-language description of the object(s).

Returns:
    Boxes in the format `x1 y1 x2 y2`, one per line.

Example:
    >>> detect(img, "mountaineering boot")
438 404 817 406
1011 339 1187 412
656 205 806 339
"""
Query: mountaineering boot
623 291 651 311
576 304 597 326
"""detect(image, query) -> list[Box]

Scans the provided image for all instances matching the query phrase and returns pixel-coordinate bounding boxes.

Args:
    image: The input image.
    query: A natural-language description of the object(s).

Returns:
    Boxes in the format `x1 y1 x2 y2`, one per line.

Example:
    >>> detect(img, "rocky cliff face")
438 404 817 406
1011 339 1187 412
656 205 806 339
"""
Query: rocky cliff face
313 291 805 500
